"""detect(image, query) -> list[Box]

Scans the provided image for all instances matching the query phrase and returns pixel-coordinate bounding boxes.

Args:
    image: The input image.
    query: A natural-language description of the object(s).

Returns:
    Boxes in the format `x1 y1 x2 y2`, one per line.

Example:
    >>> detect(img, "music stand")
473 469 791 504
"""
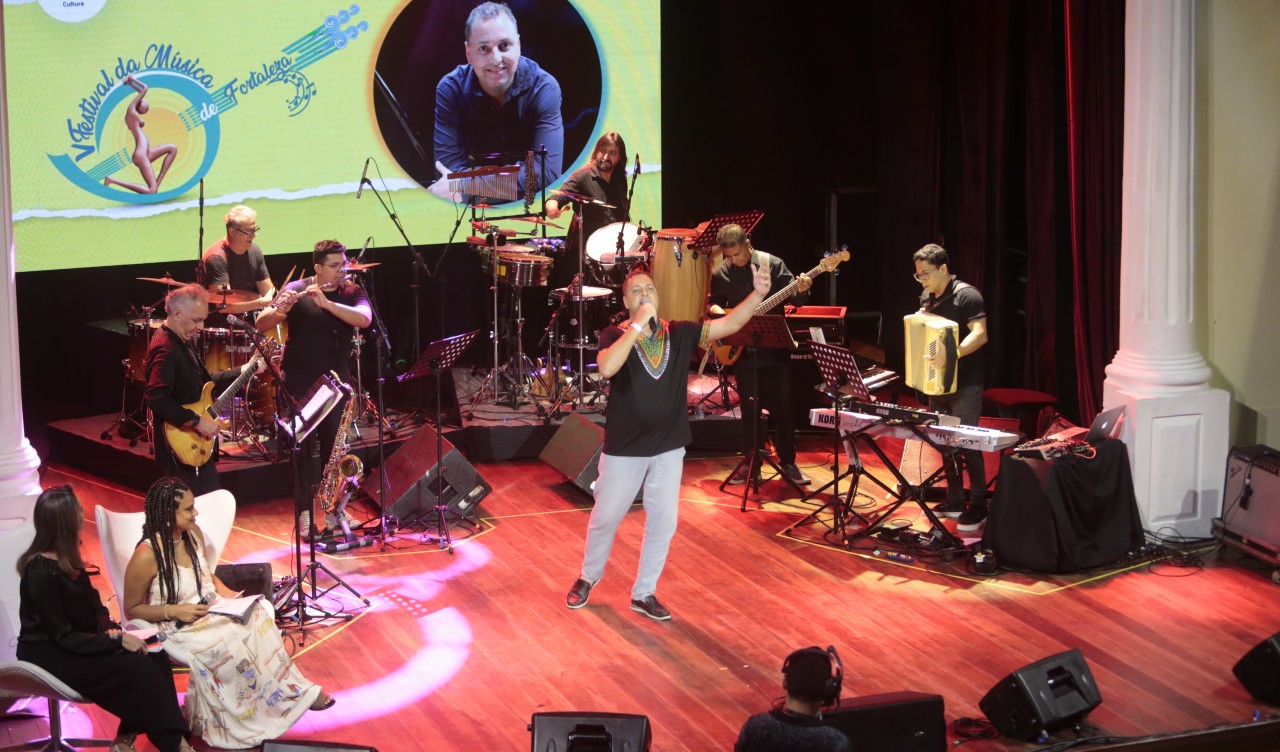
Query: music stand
801 342 879 541
716 315 805 509
687 210 764 251
797 343 964 550
274 372 371 637
397 329 480 554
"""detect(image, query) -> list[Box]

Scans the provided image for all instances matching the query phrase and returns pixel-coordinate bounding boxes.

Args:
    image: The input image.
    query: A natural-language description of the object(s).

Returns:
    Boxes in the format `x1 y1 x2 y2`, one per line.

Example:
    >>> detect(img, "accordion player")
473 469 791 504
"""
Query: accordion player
903 311 959 395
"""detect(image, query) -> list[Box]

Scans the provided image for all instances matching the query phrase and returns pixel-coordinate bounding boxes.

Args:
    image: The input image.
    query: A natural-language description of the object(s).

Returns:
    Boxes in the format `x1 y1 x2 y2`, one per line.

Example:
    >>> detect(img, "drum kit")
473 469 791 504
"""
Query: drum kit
467 190 724 415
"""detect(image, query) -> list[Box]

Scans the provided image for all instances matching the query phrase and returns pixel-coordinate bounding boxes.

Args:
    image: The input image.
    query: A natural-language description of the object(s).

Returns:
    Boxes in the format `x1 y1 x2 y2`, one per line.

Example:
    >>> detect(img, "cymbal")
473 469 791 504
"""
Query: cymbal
513 216 564 229
346 262 382 271
472 202 494 209
206 286 259 304
552 189 592 203
136 275 185 287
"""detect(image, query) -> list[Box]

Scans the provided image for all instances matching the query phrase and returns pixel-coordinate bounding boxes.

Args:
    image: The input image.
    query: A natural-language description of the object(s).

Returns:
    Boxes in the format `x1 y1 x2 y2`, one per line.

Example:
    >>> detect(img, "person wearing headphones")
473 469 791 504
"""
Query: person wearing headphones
734 645 852 752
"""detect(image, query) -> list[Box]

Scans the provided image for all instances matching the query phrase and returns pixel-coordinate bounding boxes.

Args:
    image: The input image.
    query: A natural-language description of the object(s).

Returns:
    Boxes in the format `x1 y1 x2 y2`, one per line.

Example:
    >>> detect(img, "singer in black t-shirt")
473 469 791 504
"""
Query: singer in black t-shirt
564 265 769 621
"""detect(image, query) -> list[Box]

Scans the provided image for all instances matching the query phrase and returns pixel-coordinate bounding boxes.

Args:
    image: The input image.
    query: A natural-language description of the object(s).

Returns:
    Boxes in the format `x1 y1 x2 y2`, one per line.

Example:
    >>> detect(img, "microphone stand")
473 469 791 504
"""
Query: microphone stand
195 178 205 285
360 178 434 424
356 266 394 552
616 154 640 254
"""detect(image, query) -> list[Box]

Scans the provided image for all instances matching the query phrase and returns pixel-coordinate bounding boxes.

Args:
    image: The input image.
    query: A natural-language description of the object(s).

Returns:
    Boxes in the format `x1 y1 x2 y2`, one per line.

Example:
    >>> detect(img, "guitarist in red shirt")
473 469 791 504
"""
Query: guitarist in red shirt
709 224 813 487
144 284 262 494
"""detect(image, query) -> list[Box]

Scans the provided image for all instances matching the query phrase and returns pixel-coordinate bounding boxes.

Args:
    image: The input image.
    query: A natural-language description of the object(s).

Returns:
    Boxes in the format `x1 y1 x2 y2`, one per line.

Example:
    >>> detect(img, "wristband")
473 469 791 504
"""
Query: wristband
630 322 644 335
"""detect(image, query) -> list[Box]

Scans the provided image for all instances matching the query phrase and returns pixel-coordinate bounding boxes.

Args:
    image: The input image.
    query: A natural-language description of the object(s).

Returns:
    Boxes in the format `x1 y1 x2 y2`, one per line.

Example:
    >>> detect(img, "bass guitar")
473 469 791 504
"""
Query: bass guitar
163 350 266 466
712 250 850 366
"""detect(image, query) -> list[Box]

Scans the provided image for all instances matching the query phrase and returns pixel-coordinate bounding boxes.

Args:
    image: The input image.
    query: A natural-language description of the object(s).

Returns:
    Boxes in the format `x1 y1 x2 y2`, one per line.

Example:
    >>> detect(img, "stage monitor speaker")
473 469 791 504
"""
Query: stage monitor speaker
822 691 946 752
366 423 491 523
979 649 1102 742
539 412 606 496
262 742 378 751
529 712 651 751
1220 445 1280 548
539 414 642 502
1234 632 1280 705
214 563 273 600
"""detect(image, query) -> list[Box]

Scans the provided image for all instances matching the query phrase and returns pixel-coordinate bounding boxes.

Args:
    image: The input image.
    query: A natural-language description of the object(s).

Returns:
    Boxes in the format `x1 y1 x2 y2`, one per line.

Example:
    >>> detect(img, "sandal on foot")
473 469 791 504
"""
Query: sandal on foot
310 691 336 710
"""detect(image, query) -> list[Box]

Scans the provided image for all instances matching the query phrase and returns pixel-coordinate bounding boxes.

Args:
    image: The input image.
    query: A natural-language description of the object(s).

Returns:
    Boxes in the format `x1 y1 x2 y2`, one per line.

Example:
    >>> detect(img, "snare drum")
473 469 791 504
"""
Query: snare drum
126 318 163 381
495 251 553 286
548 285 616 349
585 222 651 287
651 228 710 324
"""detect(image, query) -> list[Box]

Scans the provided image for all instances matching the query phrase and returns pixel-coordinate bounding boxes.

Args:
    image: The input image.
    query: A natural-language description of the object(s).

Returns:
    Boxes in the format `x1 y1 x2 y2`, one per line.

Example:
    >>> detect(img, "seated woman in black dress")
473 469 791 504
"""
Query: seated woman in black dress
15 485 193 752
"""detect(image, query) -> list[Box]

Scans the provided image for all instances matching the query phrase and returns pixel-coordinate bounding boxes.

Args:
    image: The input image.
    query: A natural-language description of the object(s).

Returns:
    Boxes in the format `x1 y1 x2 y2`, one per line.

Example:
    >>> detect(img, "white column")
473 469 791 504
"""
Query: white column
0 11 44 501
1104 0 1228 538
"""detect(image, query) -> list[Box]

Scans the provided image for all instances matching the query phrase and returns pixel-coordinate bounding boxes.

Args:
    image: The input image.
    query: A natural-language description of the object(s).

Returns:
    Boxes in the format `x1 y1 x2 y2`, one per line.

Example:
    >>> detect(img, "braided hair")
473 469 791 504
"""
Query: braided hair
142 477 205 606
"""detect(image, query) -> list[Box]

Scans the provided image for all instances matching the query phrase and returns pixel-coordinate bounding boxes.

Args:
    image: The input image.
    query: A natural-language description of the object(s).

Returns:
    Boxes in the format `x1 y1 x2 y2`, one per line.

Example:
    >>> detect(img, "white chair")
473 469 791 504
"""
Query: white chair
94 489 237 666
0 515 113 752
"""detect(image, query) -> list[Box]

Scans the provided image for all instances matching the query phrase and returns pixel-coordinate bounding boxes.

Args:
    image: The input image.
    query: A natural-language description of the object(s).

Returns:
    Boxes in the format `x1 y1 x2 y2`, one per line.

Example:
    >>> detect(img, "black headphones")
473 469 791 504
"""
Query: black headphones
782 645 843 706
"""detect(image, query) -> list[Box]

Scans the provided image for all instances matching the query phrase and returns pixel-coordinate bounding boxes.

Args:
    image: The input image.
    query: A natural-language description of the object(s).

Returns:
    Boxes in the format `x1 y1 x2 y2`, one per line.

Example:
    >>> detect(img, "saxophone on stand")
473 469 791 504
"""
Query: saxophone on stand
304 374 364 537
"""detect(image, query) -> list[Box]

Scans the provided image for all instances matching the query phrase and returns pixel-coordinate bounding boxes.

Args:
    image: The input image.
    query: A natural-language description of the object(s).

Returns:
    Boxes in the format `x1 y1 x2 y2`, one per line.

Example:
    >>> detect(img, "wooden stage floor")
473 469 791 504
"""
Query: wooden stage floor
7 438 1280 752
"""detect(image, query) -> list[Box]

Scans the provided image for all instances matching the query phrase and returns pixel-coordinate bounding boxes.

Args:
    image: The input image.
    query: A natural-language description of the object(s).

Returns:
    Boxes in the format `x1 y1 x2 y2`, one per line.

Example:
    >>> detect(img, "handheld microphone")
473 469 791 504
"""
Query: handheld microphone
634 152 640 175
649 316 658 333
357 236 372 262
356 157 371 199
144 631 167 645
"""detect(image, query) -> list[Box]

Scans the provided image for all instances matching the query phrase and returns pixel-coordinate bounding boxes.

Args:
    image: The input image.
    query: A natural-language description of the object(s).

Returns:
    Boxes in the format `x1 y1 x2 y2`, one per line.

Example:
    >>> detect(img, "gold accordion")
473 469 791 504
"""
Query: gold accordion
903 311 959 395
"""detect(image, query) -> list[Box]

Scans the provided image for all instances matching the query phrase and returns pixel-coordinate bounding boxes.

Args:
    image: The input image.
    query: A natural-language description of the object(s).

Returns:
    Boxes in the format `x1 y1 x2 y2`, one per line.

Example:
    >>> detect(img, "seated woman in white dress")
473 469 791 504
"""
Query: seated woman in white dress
122 477 335 750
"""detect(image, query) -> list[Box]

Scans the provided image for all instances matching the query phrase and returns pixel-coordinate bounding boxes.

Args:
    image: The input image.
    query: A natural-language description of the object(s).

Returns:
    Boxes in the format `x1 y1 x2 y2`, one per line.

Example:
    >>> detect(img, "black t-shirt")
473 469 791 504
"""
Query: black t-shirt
709 250 800 366
201 240 269 292
919 277 987 388
599 320 708 456
559 163 628 240
279 278 370 397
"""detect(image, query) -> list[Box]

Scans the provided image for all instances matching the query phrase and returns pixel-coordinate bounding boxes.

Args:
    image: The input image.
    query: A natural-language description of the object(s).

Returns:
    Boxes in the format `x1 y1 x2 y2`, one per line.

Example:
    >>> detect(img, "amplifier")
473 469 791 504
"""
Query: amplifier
1217 445 1280 564
788 306 847 427
823 691 946 751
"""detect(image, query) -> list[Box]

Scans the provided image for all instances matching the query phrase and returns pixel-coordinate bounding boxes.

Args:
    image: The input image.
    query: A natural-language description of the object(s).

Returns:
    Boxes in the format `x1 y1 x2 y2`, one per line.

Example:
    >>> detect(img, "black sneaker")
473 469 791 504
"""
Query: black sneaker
956 504 989 532
630 594 672 621
780 463 812 486
727 465 750 485
933 498 967 518
566 578 594 609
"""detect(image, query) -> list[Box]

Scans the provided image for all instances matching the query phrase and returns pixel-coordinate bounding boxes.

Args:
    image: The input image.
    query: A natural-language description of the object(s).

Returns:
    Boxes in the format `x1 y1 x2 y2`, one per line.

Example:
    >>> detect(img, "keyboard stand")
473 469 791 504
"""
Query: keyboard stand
853 422 966 549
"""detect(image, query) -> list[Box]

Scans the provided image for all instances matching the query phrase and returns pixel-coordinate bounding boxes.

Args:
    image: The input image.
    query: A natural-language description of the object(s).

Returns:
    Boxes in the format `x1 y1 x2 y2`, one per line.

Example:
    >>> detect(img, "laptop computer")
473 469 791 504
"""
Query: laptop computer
1048 405 1126 443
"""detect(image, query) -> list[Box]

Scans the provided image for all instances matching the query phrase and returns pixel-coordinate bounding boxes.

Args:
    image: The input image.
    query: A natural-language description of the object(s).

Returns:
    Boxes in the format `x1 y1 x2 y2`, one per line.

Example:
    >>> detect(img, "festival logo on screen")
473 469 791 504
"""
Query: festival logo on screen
48 6 370 206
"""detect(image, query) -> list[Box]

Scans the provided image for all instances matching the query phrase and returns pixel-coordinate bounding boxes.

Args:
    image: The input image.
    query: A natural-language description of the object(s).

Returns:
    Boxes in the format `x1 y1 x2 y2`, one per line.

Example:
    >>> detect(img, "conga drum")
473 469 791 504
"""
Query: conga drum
650 228 709 324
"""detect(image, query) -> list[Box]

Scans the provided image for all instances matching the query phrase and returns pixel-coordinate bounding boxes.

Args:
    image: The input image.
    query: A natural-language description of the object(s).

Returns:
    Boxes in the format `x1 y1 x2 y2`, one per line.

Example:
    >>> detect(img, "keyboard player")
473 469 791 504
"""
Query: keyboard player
912 244 990 531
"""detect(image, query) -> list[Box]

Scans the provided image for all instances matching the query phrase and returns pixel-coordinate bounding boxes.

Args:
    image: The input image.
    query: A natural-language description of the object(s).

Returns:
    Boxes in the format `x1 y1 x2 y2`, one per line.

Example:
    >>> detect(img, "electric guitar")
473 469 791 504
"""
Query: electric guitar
163 350 266 466
712 250 850 366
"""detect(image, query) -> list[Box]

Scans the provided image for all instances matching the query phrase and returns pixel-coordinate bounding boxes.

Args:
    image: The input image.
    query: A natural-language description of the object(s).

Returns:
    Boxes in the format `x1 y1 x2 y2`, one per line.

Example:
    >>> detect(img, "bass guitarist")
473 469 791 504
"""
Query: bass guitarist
145 284 263 494
708 224 813 486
